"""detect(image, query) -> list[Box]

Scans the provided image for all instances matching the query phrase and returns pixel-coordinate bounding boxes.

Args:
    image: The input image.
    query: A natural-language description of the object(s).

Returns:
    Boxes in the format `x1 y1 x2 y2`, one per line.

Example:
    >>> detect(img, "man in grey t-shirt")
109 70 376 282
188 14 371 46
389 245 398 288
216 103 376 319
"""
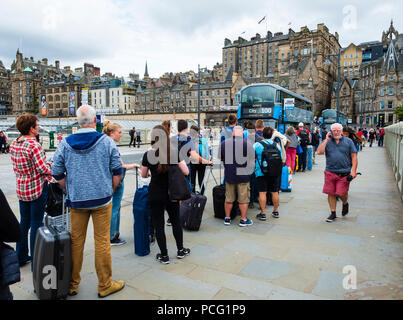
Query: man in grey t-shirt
317 123 358 223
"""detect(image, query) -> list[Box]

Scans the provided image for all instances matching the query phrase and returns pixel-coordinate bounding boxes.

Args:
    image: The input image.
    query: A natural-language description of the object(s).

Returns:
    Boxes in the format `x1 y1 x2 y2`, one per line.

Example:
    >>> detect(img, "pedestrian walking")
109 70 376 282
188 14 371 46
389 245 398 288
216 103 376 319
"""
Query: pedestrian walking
51 105 125 298
219 126 255 227
136 128 141 148
368 128 376 147
378 127 385 147
9 114 52 269
0 189 22 300
129 127 136 147
103 120 140 246
311 128 321 165
254 127 283 221
141 125 191 265
0 131 8 154
296 123 310 172
316 123 358 223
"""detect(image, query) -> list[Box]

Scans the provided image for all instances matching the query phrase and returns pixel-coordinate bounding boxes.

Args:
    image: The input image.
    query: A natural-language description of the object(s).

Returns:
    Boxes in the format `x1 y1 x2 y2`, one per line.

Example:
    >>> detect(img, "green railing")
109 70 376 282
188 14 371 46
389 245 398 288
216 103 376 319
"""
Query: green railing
385 122 403 201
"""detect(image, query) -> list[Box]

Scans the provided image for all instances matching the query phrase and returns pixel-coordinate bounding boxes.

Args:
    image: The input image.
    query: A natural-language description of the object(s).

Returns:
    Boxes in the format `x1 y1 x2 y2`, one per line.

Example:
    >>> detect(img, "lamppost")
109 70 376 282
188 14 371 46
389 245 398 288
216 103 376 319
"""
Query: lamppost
324 49 341 123
197 64 201 128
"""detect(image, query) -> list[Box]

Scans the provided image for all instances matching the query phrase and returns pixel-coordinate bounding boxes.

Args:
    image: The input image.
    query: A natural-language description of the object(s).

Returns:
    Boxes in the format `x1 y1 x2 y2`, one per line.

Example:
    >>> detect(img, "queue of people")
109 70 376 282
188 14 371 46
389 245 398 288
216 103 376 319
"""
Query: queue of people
3 107 366 300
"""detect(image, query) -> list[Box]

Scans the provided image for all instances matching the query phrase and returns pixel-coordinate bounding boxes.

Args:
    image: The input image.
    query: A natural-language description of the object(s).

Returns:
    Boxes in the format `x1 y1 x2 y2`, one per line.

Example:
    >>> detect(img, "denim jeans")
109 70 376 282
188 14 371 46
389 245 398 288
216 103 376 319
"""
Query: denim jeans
307 146 313 171
298 147 308 171
110 181 124 239
16 182 48 270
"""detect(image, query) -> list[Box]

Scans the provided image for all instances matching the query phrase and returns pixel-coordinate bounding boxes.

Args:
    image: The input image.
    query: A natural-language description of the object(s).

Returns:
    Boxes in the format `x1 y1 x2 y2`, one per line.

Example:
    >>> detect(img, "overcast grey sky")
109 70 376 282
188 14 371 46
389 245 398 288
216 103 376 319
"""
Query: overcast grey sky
0 0 401 78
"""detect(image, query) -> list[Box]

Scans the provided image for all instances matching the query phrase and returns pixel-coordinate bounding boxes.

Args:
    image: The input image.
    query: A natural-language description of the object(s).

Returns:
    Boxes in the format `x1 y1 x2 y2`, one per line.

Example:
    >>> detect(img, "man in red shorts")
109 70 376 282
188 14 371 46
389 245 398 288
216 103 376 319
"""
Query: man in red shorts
316 123 358 222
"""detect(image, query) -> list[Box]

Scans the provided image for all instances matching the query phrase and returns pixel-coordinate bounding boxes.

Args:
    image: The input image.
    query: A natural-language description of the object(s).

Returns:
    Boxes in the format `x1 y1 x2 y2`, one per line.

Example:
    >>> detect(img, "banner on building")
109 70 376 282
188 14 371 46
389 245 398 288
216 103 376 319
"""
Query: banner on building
69 92 76 116
81 88 89 105
41 95 47 116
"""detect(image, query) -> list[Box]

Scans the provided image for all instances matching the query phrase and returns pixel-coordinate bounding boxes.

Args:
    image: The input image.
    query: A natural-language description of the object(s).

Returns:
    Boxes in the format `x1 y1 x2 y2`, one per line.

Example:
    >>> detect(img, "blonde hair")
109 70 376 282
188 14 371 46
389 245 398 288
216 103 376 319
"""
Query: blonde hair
102 120 122 136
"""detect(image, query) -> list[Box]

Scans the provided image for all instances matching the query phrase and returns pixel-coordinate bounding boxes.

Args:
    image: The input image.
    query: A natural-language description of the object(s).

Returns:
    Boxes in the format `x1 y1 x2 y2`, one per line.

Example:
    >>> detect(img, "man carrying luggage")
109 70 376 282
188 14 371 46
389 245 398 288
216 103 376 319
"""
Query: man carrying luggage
254 127 283 221
219 126 255 227
52 105 125 298
316 123 358 223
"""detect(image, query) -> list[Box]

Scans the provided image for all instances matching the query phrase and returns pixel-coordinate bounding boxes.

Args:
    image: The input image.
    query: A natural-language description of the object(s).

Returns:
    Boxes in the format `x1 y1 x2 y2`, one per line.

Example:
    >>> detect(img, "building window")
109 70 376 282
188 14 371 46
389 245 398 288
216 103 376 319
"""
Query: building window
380 88 385 96
388 113 394 123
388 101 393 108
380 101 384 109
389 87 394 95
381 76 384 82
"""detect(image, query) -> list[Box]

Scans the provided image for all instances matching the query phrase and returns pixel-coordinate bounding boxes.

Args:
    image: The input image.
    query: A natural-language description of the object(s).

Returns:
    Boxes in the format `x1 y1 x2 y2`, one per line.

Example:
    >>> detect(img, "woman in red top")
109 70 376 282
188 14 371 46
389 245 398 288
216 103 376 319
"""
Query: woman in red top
9 114 52 269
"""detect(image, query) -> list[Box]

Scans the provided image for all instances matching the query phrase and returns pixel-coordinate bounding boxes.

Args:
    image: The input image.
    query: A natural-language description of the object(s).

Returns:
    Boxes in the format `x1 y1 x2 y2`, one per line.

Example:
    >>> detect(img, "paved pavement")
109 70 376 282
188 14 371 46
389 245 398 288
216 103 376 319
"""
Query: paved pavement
1 143 402 300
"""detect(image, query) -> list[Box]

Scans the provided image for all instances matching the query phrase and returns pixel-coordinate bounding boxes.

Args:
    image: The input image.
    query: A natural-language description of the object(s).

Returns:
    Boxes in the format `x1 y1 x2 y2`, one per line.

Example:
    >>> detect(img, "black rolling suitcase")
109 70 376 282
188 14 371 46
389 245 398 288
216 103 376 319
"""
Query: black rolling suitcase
180 165 213 231
33 194 71 300
212 163 240 219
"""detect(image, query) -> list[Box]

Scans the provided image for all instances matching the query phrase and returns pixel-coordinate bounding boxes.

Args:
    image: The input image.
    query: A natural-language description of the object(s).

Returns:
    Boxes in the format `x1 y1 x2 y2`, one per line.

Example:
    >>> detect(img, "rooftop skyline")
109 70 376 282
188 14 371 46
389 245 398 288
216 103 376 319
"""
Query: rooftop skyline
0 0 401 78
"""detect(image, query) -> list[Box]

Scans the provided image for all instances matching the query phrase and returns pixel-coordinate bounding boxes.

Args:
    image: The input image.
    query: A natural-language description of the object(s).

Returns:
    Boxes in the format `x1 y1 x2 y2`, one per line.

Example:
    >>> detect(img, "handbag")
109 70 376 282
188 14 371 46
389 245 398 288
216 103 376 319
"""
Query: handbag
168 165 191 201
0 242 21 287
296 144 303 154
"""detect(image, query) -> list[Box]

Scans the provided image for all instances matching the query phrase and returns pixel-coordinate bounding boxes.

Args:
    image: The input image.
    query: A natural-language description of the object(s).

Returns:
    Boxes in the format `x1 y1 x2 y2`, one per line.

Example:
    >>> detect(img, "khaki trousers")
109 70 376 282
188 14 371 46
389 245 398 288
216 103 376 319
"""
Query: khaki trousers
70 202 112 292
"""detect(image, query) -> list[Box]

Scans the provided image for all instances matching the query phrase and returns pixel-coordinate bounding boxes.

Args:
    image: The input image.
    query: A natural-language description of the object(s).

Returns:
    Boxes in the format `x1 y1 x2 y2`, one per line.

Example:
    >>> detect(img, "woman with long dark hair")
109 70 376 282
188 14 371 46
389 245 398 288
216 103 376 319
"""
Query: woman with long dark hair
141 125 190 264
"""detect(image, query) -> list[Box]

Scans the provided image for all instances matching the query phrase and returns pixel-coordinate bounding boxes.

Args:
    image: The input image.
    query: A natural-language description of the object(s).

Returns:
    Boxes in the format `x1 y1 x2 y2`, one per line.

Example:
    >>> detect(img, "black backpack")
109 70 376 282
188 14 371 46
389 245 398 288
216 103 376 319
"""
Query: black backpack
258 141 283 177
299 130 310 147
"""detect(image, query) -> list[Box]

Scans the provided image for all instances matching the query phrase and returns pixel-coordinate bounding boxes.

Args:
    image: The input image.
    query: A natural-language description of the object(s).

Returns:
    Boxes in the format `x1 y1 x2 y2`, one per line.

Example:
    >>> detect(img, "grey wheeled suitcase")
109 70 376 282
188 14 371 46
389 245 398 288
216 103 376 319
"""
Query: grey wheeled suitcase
33 197 71 300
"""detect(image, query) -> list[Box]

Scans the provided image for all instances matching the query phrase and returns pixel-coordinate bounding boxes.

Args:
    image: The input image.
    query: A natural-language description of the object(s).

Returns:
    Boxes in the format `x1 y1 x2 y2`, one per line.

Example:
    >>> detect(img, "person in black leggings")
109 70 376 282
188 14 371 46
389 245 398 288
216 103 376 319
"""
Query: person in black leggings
140 125 191 264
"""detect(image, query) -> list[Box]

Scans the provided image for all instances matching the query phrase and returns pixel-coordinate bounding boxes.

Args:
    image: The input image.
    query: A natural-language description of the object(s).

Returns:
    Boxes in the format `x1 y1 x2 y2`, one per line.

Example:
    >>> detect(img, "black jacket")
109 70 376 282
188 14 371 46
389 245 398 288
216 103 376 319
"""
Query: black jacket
0 189 22 243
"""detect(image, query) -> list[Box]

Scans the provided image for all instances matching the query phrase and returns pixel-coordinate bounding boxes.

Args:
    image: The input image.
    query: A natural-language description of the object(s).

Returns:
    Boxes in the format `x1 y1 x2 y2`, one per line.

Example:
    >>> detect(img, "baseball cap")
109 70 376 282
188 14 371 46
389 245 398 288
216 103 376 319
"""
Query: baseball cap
298 122 304 127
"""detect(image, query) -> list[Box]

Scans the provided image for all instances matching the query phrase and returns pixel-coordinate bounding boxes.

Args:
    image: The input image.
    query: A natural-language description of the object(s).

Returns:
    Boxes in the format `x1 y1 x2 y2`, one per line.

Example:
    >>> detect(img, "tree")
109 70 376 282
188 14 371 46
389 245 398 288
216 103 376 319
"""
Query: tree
394 105 403 122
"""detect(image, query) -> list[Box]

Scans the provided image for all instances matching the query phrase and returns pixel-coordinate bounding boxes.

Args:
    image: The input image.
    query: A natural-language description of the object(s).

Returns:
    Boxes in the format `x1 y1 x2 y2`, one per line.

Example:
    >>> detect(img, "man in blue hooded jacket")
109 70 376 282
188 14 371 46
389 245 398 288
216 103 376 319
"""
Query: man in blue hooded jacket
52 105 125 299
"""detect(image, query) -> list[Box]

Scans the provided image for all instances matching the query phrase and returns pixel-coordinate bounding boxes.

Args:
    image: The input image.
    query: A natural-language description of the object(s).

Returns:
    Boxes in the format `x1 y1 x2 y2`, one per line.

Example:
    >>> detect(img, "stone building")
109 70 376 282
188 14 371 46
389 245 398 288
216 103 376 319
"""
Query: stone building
354 21 403 127
340 43 362 78
222 23 341 115
0 60 11 114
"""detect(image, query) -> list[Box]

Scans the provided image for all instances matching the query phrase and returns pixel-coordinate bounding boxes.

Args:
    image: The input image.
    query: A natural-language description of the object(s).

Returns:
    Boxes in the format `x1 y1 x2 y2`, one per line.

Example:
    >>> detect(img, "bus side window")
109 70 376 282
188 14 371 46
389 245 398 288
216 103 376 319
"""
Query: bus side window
275 90 281 103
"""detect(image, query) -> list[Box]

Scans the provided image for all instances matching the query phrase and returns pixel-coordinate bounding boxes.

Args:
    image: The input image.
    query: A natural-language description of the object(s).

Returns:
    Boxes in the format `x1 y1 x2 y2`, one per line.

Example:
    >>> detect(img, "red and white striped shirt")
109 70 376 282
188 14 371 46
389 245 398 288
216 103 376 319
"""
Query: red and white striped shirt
10 137 52 202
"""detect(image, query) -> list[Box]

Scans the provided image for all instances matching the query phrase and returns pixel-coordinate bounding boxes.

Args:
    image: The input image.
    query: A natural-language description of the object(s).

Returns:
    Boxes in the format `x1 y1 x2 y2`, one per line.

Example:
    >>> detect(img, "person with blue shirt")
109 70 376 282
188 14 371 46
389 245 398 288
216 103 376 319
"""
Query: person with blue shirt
254 127 283 221
103 120 140 246
220 114 237 143
190 125 210 194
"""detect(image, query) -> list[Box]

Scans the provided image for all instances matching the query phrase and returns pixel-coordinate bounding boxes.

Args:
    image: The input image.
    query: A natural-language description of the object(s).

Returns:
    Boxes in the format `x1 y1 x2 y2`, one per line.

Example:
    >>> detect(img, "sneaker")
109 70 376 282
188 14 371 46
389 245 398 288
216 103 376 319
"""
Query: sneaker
98 280 125 298
68 289 78 297
224 217 231 225
256 213 267 221
177 248 191 259
326 213 337 223
239 218 253 227
166 218 172 226
110 237 127 246
271 212 280 219
342 203 349 216
156 253 170 264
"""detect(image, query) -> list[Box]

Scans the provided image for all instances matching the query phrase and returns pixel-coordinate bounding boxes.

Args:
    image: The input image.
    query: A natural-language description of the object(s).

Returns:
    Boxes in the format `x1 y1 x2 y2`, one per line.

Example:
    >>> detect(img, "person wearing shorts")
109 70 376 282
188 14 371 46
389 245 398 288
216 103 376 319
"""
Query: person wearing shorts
219 126 255 227
317 123 358 223
254 127 283 221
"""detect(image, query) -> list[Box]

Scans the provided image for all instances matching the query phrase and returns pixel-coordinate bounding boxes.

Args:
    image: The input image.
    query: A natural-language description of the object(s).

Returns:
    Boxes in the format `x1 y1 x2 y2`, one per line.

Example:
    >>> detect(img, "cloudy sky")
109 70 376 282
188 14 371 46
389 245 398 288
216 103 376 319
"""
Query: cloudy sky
0 0 401 78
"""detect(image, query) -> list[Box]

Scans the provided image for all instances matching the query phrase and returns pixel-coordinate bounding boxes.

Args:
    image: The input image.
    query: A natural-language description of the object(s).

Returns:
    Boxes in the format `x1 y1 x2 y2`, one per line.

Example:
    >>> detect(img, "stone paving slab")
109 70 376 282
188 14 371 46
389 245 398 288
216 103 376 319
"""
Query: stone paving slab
2 143 403 300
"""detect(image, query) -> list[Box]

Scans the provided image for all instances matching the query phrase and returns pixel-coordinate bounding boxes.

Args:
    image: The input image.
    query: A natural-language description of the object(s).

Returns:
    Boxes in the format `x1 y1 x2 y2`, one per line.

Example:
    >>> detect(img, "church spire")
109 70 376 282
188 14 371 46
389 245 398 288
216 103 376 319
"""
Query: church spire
144 61 149 79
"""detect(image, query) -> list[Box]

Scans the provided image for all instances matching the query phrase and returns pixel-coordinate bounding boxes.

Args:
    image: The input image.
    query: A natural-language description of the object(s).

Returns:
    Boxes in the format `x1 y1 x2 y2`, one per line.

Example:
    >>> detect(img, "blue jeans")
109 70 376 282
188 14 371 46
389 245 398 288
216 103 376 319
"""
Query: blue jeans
17 182 48 269
110 181 124 239
307 147 313 171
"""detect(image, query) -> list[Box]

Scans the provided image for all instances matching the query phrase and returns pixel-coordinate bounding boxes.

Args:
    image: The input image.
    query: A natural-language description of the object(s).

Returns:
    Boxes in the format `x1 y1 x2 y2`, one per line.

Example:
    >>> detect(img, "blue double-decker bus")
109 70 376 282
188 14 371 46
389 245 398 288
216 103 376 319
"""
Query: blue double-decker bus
235 84 313 134
321 109 348 131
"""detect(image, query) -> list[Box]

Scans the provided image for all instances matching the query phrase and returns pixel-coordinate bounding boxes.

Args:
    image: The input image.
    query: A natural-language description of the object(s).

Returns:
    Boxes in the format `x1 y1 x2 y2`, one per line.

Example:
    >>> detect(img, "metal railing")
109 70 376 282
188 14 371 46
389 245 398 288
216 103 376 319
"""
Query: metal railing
384 122 403 201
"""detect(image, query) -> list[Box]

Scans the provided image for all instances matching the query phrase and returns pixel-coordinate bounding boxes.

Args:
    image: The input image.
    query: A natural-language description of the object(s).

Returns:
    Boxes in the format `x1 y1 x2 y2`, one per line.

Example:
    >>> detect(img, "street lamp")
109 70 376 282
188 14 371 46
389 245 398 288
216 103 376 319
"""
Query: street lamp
324 49 341 123
197 64 201 128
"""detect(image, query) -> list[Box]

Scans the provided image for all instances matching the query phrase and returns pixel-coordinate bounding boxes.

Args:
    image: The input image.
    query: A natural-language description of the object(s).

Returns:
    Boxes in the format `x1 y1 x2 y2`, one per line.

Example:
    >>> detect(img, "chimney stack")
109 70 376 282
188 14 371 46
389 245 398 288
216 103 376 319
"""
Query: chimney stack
42 58 48 65
55 60 60 70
